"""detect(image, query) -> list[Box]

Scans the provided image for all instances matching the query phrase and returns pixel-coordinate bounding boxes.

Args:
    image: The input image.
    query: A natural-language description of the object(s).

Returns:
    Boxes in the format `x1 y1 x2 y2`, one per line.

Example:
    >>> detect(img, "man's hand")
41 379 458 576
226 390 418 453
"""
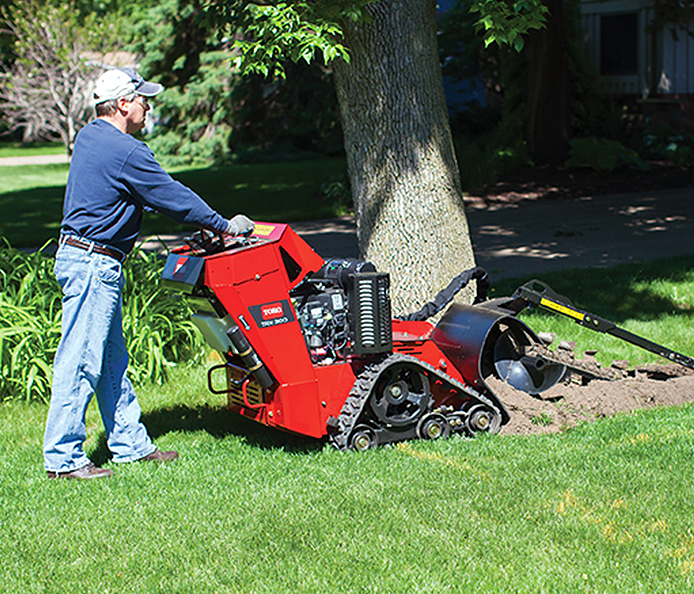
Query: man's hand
226 214 255 237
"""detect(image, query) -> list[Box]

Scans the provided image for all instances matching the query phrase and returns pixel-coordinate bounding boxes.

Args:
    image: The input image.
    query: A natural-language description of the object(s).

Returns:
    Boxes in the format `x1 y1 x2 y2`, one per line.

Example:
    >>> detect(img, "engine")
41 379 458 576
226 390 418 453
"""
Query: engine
291 258 392 364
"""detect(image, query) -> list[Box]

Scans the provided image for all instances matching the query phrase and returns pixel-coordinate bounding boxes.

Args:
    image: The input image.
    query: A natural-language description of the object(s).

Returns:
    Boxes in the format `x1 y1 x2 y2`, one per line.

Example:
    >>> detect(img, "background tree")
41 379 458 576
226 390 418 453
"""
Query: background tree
523 0 571 164
226 60 343 159
122 0 341 166
129 0 212 89
0 0 553 312
0 0 121 153
0 0 15 66
214 0 548 314
329 1 475 315
438 0 502 114
445 0 570 164
440 0 612 167
130 0 239 167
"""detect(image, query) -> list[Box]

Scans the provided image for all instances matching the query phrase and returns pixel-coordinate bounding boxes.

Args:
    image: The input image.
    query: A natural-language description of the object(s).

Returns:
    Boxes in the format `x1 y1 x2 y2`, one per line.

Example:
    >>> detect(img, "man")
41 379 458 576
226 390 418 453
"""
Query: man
44 67 253 480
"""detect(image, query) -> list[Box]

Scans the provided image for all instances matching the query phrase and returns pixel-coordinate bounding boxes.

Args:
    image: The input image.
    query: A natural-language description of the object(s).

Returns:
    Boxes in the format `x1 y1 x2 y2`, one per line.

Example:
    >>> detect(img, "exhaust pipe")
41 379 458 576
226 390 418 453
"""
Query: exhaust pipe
226 325 274 389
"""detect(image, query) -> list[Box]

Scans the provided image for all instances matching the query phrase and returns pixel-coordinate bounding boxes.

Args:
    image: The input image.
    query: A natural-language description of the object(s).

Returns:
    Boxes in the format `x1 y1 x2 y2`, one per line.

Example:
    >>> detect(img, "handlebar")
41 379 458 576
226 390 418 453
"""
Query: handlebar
183 229 256 256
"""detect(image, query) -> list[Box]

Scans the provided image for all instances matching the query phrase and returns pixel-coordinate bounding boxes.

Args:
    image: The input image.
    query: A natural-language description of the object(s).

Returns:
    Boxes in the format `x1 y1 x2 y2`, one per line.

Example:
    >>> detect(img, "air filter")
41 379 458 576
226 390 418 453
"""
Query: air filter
351 272 392 355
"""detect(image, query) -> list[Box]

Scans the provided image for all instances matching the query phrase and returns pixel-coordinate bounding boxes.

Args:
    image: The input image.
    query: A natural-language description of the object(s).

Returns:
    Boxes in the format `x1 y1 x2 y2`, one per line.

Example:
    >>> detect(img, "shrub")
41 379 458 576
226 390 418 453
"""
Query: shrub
0 239 62 402
318 173 353 215
567 137 648 172
640 130 693 167
120 247 205 386
0 239 204 402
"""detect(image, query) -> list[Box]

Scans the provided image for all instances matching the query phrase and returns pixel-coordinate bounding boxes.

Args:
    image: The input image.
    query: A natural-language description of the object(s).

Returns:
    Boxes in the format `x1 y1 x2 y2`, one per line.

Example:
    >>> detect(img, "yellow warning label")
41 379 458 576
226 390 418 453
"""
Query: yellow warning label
253 224 276 237
540 297 585 321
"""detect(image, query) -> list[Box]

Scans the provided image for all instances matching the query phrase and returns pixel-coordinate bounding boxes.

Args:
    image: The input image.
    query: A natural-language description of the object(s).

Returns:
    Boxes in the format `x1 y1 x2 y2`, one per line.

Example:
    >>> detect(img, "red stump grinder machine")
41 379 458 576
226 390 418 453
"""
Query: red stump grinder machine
161 223 694 450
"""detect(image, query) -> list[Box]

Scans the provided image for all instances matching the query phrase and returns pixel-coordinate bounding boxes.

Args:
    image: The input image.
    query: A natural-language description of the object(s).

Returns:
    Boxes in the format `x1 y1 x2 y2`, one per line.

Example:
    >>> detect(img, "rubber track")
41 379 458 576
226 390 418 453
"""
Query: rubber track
328 352 502 450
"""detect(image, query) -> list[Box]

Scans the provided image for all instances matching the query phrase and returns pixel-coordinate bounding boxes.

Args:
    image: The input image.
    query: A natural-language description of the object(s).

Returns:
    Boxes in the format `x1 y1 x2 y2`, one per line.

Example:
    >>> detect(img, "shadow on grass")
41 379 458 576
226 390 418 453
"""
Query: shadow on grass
89 404 324 465
490 255 694 325
0 186 64 248
0 158 348 248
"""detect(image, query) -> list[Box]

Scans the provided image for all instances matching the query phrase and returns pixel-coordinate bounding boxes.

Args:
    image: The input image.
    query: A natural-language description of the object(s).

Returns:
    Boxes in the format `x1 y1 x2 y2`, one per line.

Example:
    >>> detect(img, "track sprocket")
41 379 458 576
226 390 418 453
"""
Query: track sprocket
327 353 506 450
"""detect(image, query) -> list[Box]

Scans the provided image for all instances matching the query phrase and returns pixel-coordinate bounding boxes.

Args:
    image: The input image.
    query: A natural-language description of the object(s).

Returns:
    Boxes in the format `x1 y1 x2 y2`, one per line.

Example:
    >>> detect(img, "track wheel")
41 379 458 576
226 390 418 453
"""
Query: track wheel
465 404 501 436
417 413 451 440
370 362 431 428
349 425 378 451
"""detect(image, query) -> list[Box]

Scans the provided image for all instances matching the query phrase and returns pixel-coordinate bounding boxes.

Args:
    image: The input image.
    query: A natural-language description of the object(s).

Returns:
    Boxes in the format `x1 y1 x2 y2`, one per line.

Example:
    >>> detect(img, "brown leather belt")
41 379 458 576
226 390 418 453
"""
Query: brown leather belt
63 236 126 263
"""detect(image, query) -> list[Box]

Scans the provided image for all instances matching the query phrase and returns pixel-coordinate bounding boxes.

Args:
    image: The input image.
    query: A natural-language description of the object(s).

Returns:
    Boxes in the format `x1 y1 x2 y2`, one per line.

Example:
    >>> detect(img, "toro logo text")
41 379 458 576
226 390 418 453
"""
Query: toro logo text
249 299 296 328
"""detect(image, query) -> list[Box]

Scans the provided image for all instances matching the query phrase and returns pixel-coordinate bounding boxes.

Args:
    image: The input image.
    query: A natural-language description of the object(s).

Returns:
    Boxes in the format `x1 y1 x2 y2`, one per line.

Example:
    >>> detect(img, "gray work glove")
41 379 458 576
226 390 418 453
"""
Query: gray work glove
226 214 255 237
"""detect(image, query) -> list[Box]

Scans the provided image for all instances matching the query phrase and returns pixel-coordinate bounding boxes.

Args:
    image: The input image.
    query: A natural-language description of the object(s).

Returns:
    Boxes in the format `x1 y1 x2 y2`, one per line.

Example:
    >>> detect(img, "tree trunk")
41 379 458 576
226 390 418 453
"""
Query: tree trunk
525 0 571 165
332 0 476 317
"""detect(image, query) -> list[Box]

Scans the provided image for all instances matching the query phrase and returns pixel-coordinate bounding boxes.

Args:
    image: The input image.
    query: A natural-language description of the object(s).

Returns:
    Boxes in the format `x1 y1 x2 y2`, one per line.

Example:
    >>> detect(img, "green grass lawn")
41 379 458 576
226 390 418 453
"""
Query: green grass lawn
0 141 65 158
0 157 348 248
2 362 694 593
3 145 694 592
2 256 694 592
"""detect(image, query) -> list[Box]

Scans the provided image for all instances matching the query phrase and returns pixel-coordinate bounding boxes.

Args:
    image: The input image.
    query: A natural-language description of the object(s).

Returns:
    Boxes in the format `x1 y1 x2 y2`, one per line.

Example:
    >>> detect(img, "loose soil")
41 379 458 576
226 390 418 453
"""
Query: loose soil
492 365 694 436
473 161 694 436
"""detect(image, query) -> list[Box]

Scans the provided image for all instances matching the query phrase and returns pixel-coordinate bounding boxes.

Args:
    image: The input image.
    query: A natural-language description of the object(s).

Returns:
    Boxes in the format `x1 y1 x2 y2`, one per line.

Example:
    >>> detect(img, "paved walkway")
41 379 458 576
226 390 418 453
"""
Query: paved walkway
11 152 690 279
465 186 694 279
139 186 694 280
0 154 68 166
137 217 360 261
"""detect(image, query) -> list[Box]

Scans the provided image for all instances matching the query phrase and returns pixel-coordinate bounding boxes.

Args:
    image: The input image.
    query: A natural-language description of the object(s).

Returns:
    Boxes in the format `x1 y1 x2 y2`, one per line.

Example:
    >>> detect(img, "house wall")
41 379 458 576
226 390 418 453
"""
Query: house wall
580 0 694 97
581 0 650 95
660 23 694 95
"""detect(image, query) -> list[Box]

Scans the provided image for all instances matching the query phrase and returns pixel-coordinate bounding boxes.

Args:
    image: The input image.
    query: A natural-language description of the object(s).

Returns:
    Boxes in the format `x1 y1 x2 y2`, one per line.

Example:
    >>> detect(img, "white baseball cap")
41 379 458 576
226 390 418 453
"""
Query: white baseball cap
93 67 164 104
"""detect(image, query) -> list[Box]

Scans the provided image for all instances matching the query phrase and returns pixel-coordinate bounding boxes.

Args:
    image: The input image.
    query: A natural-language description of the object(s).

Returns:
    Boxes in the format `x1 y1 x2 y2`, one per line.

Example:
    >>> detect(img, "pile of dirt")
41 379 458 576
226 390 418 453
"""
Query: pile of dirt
492 364 694 436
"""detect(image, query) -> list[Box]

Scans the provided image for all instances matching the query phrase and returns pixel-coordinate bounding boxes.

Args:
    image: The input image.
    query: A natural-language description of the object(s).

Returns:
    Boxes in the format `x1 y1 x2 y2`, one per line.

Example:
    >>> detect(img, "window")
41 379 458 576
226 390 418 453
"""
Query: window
600 13 638 76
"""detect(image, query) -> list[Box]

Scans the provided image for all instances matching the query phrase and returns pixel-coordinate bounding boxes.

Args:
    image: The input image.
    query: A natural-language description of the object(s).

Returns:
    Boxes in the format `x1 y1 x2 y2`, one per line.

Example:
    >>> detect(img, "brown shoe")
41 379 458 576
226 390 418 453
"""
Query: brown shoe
138 449 179 462
47 463 114 480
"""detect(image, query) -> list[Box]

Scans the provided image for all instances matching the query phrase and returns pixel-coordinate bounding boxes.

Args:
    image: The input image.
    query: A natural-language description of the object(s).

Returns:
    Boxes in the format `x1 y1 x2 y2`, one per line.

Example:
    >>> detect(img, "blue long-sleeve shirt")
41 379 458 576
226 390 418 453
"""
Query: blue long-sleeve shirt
61 118 228 253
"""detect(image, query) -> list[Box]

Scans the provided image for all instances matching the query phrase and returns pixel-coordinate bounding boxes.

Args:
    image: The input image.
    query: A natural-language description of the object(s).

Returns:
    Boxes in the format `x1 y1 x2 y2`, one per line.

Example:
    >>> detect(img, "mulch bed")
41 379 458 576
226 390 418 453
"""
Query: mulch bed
464 161 692 208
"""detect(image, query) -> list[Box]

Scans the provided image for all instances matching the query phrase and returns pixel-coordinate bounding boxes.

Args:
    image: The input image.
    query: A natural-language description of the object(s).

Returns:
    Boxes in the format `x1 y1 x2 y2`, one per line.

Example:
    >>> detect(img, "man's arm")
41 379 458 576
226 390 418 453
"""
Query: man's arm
123 144 237 234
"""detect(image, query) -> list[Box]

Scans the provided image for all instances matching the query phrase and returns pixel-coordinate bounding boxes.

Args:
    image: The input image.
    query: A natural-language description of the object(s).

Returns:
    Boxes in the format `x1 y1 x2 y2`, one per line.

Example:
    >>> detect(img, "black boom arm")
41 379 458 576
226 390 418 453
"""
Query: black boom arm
512 280 694 371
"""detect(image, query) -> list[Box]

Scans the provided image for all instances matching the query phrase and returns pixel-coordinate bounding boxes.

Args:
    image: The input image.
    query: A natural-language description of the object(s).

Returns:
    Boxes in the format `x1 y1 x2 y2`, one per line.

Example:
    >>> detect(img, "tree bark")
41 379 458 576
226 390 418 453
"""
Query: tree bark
332 0 476 317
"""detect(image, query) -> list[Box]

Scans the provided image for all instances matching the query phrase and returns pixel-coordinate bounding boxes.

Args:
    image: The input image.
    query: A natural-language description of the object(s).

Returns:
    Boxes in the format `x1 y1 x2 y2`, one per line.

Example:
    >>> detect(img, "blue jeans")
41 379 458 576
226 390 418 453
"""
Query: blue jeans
43 243 155 472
